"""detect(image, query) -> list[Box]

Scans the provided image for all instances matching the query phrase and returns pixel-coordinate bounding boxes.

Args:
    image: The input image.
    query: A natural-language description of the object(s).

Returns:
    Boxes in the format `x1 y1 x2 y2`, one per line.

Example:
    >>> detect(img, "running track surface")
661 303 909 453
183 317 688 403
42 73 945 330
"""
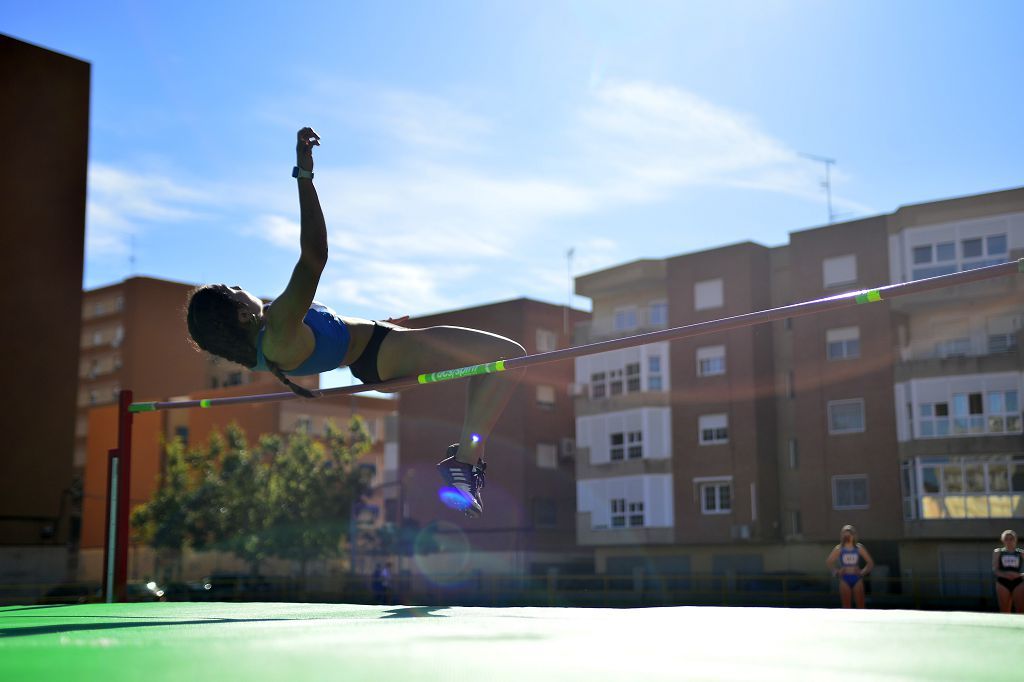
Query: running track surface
1 602 1019 681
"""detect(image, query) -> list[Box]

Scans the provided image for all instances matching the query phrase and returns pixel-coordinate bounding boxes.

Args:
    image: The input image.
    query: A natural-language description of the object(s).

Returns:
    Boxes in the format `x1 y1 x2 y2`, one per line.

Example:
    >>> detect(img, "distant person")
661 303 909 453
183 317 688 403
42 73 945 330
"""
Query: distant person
371 563 391 604
826 524 875 608
186 128 525 518
993 529 1024 613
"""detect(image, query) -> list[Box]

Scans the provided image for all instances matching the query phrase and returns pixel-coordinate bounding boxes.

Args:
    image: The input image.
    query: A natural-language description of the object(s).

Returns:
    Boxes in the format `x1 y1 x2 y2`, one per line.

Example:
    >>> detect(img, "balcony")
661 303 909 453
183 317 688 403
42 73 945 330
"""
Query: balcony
574 315 668 346
894 342 1022 382
576 512 674 546
574 448 673 480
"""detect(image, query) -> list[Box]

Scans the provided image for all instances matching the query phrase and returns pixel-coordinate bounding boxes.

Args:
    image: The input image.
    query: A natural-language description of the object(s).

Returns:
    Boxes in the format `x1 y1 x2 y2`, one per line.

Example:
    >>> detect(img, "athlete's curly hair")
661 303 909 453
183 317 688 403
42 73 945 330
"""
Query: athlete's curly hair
186 285 315 398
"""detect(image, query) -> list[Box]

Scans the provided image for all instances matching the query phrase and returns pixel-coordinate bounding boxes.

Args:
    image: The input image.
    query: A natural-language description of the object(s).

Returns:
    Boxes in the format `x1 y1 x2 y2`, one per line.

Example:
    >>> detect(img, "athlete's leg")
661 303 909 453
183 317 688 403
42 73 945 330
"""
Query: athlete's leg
995 582 1012 613
838 579 852 608
376 325 526 462
852 579 866 609
1011 582 1024 613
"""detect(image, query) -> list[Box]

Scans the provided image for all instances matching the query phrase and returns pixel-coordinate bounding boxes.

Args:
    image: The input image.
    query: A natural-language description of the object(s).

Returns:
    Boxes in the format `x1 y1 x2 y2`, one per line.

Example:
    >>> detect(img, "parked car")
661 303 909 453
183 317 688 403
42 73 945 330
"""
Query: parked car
38 583 101 605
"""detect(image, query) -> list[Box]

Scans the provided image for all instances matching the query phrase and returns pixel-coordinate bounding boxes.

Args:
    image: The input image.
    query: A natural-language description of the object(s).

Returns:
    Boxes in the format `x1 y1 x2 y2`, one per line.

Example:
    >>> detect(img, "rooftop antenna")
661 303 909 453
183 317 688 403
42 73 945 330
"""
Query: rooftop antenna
564 247 575 339
129 234 136 276
800 153 836 223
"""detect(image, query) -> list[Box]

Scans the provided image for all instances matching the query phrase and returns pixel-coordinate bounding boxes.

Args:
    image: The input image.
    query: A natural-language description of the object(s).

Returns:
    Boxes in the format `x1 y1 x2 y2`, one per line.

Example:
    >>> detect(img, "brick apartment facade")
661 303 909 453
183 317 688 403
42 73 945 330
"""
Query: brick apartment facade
0 36 89 559
573 187 1024 593
395 298 592 578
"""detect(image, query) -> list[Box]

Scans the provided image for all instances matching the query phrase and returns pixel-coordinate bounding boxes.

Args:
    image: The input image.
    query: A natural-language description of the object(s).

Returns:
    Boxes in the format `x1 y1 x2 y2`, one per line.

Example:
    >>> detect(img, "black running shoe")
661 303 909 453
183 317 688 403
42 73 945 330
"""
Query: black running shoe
436 444 486 518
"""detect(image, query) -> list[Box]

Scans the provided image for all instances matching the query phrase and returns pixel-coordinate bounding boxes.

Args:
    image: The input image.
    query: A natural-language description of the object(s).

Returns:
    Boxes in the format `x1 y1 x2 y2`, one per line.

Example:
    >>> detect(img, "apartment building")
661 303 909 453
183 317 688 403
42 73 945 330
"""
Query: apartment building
0 36 89 558
76 277 298 473
396 298 592 579
573 187 1024 591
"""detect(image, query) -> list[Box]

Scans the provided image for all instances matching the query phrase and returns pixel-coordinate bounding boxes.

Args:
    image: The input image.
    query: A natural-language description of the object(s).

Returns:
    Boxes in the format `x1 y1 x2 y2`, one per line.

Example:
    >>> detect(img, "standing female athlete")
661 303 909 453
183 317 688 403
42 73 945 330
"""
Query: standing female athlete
186 128 526 517
825 524 875 608
993 529 1024 613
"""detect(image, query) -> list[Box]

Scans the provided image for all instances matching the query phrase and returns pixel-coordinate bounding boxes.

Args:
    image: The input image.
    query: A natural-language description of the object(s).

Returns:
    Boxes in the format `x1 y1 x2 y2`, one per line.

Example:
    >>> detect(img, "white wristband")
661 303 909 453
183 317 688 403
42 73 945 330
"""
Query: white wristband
292 166 314 180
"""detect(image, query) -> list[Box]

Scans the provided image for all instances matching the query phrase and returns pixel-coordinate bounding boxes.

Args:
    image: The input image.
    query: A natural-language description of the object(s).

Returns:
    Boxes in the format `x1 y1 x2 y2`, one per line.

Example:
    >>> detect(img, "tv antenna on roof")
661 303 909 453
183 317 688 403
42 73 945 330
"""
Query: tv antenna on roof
799 153 837 224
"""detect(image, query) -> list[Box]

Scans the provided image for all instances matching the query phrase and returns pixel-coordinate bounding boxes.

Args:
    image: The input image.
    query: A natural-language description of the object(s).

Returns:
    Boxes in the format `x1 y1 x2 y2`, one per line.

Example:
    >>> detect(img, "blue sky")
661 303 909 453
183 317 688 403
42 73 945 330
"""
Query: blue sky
6 1 1023 317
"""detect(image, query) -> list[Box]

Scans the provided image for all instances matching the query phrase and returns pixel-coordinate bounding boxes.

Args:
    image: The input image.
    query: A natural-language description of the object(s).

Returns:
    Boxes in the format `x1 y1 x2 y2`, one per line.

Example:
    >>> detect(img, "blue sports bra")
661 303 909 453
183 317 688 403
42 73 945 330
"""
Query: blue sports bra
252 302 351 376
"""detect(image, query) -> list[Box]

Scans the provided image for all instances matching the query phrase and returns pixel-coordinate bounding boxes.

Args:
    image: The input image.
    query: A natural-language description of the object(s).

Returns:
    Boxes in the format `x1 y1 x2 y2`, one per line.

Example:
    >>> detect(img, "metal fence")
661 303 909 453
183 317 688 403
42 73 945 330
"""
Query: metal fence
0 572 1007 612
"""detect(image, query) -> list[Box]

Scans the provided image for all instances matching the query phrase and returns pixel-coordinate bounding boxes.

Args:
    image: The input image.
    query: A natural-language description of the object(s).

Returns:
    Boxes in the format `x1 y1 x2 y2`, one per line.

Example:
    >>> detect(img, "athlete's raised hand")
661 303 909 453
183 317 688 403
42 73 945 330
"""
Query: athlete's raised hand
296 127 320 172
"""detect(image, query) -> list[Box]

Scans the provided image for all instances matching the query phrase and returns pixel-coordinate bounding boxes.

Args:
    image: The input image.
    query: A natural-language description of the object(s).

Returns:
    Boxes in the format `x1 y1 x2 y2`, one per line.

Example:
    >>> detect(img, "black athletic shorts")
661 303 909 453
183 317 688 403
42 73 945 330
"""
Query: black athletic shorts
348 321 397 384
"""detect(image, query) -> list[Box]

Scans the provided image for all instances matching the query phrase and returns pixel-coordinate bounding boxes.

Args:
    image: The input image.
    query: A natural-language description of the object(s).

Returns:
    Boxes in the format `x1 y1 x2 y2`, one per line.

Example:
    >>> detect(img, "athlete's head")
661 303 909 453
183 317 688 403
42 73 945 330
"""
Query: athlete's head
1001 529 1017 549
186 284 262 368
185 284 315 399
840 524 857 545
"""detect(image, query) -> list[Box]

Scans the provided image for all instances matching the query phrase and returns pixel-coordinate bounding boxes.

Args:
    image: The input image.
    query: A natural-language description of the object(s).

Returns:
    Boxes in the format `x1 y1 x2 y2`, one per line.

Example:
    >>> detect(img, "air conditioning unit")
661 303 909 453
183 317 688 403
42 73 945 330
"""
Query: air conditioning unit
567 382 586 397
730 524 751 540
559 438 576 460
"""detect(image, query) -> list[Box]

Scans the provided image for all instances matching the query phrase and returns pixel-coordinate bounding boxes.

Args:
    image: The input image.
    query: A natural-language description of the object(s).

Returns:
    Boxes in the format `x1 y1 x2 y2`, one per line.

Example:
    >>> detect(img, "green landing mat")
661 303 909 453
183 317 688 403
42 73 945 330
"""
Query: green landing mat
1 602 1019 681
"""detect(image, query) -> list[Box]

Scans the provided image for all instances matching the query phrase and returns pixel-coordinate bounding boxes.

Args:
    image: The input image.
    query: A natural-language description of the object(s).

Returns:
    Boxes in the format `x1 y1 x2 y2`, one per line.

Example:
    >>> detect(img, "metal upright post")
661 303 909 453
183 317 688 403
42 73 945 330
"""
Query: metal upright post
113 389 134 602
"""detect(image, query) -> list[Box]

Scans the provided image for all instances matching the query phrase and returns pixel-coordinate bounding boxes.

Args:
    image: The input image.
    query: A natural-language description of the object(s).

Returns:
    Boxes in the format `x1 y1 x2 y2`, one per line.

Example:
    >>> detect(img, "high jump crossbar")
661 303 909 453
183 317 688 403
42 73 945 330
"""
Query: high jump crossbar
103 257 1022 601
129 258 1023 414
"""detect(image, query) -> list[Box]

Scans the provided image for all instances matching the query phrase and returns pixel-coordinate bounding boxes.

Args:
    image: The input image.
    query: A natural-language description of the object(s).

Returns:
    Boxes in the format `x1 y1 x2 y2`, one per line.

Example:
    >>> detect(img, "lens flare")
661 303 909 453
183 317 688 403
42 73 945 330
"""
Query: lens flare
438 486 470 511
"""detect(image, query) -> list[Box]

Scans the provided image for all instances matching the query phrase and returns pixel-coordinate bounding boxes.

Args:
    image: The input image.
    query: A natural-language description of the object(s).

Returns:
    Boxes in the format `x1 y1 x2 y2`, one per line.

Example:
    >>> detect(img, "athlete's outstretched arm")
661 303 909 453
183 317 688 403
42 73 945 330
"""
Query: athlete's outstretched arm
264 128 328 362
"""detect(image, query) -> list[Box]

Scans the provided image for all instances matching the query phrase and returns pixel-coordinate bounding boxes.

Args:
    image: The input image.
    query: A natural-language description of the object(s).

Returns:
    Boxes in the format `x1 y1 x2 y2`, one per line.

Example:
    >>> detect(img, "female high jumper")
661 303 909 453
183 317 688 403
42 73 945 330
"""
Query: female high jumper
825 524 875 608
186 128 526 518
993 529 1024 613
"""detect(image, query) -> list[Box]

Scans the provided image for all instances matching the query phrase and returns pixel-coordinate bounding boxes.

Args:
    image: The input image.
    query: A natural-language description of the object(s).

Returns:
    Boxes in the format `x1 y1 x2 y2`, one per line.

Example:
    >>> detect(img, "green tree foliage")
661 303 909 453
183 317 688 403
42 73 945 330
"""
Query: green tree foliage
132 416 373 577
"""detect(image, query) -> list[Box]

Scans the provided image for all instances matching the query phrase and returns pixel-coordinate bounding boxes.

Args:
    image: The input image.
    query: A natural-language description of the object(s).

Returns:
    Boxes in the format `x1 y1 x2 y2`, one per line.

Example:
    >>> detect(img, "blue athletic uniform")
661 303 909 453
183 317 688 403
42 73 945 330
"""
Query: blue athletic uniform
839 545 862 587
253 302 351 375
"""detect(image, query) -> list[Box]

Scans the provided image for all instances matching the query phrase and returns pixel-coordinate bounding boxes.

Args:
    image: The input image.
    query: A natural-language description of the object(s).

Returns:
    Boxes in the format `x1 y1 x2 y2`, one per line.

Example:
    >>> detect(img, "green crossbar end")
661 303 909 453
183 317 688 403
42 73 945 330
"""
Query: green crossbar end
128 402 156 413
855 290 883 304
200 399 211 408
418 359 507 385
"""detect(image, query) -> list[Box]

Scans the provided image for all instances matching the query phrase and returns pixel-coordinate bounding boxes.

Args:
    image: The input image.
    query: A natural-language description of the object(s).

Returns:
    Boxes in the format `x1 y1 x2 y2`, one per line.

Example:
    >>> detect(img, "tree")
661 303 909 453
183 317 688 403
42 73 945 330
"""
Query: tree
131 436 191 582
263 417 373 582
133 416 373 584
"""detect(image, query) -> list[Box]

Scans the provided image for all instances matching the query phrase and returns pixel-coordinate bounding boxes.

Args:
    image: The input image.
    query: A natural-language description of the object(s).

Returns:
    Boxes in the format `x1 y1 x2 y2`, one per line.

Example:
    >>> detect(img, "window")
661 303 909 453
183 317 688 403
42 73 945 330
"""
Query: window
648 301 668 327
987 315 1020 354
823 254 857 288
647 356 663 391
917 390 1020 438
536 385 556 409
628 501 644 526
909 455 1024 520
625 362 641 392
911 242 957 279
696 345 726 377
911 233 1008 280
610 498 626 527
610 433 625 461
536 328 558 352
614 307 638 331
700 480 732 514
826 327 860 360
591 372 606 399
627 431 643 459
608 369 624 396
788 439 799 469
935 338 971 358
694 279 724 311
91 330 103 346
225 371 243 387
295 416 313 433
828 399 865 434
832 475 869 509
533 498 557 527
536 443 558 469
917 402 951 437
699 414 729 445
174 426 189 444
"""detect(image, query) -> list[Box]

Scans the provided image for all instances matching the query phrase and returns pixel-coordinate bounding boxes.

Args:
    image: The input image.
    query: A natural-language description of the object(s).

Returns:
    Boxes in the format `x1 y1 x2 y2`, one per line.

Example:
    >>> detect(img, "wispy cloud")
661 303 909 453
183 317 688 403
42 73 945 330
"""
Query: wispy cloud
89 79 871 313
86 162 218 255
